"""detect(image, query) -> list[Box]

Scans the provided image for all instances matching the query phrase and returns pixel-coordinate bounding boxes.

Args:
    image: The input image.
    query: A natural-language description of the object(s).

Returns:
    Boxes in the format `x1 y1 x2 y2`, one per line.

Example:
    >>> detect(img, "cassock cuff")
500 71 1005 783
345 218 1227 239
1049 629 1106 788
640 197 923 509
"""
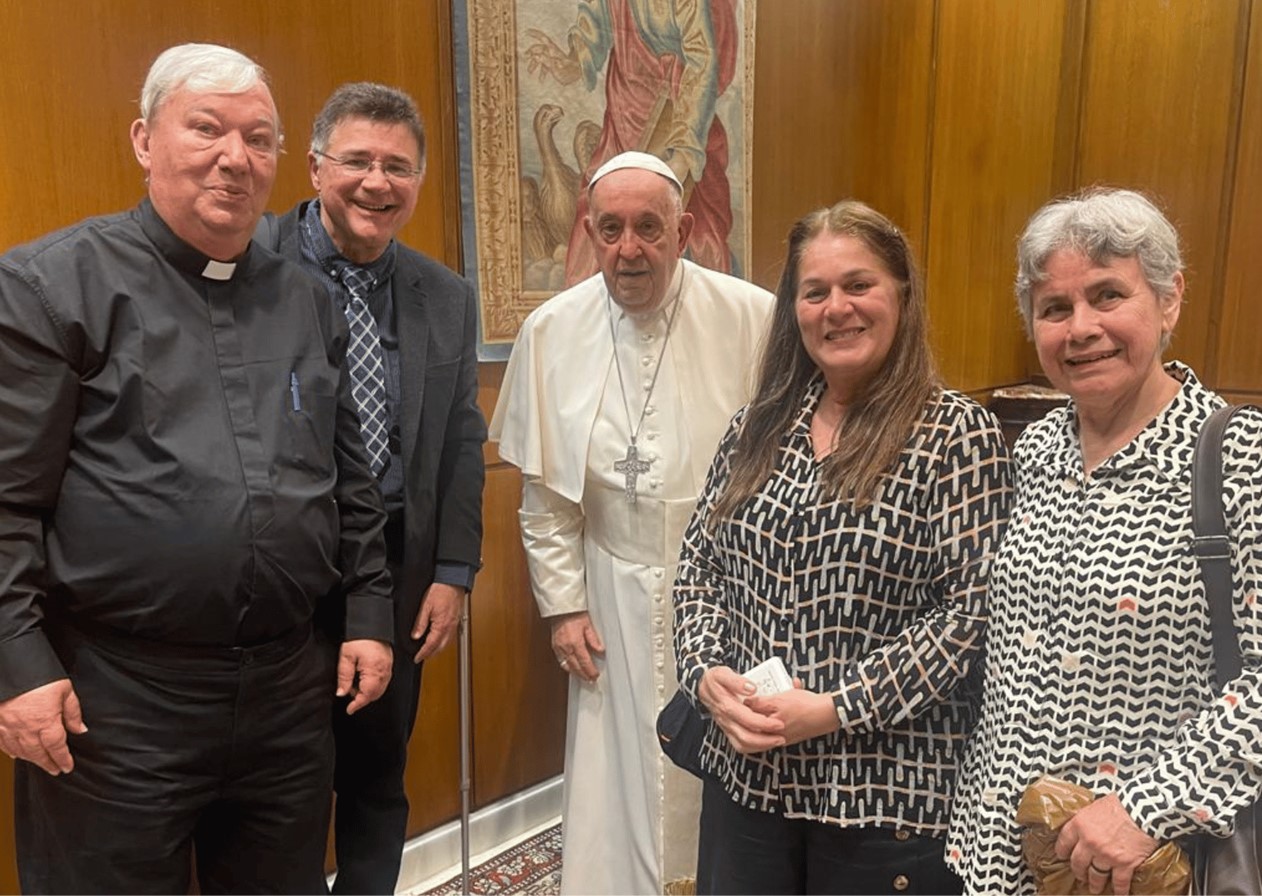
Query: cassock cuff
0 630 68 701
344 593 394 644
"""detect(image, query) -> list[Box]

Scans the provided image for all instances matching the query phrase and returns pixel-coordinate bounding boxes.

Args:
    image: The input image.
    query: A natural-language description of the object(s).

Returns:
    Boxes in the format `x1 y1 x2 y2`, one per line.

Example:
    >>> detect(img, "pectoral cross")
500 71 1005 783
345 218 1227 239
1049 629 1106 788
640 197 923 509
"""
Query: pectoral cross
613 443 653 504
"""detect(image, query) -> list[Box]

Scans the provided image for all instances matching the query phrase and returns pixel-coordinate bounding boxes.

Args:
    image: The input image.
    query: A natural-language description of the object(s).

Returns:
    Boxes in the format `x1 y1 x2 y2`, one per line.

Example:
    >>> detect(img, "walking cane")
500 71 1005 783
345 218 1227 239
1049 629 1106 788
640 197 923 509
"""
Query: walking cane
458 589 473 894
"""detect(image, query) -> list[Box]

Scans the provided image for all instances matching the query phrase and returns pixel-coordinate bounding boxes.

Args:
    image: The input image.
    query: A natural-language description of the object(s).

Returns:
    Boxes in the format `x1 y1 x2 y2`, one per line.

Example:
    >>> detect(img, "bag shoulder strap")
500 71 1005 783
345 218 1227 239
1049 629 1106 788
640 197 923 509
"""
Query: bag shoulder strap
1192 404 1257 687
253 212 281 251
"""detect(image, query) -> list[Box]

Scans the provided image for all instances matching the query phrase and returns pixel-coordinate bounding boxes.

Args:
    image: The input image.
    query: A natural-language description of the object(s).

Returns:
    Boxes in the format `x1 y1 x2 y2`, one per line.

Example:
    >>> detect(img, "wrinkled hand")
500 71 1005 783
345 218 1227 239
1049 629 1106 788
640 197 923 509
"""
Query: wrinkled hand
745 683 839 747
337 639 393 715
0 679 87 775
411 583 463 663
551 611 604 683
698 666 785 754
1054 792 1158 896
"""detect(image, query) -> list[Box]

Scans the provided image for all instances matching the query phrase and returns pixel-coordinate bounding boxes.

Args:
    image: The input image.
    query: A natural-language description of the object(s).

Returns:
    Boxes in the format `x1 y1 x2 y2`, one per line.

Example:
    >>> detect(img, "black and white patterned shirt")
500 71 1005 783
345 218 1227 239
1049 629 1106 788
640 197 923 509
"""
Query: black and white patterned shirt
674 381 1012 835
946 363 1262 894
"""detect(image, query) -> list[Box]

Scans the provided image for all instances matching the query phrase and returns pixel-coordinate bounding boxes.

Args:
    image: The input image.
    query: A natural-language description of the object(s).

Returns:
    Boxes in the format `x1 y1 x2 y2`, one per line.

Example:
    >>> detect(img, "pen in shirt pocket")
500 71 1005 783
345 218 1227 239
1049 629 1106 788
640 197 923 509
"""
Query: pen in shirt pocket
289 370 302 412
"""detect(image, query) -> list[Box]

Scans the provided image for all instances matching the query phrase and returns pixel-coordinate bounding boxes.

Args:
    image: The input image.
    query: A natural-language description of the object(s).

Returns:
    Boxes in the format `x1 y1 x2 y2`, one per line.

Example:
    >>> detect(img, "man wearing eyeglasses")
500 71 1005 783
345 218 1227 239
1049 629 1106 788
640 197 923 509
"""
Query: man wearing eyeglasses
258 82 486 895
0 45 394 893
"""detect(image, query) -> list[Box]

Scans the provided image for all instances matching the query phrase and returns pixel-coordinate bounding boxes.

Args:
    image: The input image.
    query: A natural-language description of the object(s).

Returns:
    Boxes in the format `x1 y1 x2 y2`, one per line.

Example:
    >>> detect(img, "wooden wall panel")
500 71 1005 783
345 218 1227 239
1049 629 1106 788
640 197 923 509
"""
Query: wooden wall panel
0 0 459 269
1074 0 1245 378
1217 0 1262 398
471 463 569 804
751 0 934 292
471 363 568 804
924 0 1069 392
402 641 462 833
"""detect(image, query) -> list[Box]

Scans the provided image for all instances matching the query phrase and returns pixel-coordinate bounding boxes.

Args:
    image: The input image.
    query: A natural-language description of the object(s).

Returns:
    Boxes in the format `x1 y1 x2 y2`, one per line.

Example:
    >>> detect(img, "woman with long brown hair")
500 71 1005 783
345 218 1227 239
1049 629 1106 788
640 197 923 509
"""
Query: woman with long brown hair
673 200 1012 894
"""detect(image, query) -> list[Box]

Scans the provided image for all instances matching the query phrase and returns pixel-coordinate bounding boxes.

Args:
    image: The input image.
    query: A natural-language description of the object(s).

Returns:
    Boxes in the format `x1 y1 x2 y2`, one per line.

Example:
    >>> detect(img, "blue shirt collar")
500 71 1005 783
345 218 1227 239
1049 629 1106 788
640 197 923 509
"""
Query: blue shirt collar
300 199 397 286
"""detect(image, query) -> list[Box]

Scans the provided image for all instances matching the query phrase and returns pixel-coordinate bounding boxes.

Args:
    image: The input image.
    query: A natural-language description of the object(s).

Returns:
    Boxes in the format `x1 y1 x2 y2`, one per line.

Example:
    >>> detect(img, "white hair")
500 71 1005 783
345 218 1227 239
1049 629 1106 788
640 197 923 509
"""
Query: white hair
1015 187 1183 335
139 43 273 125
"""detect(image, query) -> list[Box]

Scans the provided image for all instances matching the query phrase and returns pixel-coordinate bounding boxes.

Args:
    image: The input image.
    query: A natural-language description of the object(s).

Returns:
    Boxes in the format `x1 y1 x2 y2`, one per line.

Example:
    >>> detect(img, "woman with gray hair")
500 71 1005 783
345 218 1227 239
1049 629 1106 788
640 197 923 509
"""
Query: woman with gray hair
946 187 1262 894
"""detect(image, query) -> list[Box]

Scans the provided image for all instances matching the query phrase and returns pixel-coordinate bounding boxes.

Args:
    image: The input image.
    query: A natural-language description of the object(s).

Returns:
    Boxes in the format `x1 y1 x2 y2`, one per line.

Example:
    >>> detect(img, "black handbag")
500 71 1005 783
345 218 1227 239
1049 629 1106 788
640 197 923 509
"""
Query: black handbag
656 689 707 778
1190 404 1262 895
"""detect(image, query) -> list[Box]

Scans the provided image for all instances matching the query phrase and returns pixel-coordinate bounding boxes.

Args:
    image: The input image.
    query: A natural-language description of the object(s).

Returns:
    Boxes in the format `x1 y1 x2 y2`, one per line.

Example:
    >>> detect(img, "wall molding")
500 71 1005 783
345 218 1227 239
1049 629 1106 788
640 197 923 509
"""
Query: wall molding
395 775 563 893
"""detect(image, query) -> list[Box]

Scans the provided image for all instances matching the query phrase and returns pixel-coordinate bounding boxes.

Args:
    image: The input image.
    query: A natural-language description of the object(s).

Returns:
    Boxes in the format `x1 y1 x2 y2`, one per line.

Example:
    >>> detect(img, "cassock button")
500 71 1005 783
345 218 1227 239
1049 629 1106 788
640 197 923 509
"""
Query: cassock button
892 874 910 891
894 830 911 841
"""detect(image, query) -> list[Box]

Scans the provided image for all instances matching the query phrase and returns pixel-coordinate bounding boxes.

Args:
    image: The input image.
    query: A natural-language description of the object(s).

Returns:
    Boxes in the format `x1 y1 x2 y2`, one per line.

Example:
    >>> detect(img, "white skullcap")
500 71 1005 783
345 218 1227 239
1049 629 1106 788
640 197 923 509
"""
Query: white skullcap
588 151 682 193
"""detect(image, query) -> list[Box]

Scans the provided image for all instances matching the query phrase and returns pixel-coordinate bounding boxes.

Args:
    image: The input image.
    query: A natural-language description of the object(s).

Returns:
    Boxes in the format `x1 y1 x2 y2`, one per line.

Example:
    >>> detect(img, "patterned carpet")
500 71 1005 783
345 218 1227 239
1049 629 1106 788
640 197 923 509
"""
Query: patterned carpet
422 824 561 895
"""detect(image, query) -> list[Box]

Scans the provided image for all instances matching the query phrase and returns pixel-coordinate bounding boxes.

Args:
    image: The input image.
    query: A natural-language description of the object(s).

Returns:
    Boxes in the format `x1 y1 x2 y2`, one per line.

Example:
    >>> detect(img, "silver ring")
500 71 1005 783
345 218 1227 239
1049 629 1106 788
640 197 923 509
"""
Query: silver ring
1089 861 1110 876
559 659 569 669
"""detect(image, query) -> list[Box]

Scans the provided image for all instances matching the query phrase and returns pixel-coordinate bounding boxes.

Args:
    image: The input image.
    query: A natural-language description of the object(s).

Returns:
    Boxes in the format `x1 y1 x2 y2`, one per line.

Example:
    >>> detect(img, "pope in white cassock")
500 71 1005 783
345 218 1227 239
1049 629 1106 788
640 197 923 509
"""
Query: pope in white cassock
490 151 772 894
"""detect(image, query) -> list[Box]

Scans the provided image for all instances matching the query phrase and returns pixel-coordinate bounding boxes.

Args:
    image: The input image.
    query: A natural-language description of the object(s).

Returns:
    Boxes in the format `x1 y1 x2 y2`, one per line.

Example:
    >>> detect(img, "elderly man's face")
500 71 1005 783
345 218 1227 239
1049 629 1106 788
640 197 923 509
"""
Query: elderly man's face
131 83 280 260
583 169 694 313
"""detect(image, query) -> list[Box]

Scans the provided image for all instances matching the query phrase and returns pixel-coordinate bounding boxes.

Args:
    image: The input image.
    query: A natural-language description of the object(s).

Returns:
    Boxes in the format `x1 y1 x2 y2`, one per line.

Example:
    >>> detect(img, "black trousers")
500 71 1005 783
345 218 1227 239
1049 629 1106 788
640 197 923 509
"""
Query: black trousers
16 621 336 895
330 512 427 895
697 777 964 895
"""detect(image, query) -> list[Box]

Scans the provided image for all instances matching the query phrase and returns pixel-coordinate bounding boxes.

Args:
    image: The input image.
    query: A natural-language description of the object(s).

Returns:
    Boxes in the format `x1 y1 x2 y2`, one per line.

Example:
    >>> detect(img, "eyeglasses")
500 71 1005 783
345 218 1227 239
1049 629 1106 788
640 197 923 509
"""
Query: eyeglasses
313 150 423 182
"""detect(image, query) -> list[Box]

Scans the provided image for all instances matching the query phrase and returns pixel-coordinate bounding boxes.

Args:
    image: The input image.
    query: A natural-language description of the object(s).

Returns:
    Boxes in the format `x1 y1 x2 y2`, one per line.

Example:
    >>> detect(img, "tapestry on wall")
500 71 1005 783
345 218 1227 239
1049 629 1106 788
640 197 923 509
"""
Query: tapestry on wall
461 0 757 346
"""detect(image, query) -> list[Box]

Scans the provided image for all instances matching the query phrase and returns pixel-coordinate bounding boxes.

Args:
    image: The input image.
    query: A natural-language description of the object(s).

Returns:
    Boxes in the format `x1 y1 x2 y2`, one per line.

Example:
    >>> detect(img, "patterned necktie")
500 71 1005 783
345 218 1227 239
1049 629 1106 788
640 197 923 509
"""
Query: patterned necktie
339 265 389 476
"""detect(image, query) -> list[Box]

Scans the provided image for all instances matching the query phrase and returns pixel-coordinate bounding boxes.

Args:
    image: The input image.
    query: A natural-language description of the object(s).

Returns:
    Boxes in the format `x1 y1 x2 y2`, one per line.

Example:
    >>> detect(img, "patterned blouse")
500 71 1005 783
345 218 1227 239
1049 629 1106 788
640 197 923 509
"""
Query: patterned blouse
946 363 1262 894
673 381 1013 835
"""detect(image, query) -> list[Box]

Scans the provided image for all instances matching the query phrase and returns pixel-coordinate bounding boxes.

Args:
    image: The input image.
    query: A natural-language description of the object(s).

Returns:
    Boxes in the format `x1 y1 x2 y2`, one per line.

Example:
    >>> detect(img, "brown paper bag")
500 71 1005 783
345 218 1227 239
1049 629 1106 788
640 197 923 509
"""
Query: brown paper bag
1016 776 1190 896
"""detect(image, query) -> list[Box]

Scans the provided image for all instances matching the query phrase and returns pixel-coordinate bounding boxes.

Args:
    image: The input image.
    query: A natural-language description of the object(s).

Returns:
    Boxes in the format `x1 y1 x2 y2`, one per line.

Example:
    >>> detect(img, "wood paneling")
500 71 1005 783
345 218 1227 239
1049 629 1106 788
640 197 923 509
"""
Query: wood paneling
924 0 1069 392
1217 0 1262 398
751 0 934 292
471 464 569 803
471 362 567 803
402 640 462 834
0 0 459 269
1074 0 1245 378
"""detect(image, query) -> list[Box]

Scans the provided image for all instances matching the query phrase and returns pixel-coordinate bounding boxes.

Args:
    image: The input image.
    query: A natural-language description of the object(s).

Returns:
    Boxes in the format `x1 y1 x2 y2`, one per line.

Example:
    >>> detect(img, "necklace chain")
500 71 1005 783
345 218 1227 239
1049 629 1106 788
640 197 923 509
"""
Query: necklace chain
607 270 687 503
607 270 686 447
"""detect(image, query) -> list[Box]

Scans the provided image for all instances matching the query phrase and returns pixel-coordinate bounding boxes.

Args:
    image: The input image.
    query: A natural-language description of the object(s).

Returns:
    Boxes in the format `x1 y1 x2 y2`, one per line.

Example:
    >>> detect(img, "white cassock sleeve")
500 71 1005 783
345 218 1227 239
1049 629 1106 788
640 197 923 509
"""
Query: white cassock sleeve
519 475 588 618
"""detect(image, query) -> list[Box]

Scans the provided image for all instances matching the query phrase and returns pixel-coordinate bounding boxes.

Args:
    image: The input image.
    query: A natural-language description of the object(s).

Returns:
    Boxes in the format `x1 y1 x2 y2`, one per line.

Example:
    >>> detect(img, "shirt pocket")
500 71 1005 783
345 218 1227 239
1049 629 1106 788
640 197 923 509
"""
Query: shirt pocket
278 360 338 477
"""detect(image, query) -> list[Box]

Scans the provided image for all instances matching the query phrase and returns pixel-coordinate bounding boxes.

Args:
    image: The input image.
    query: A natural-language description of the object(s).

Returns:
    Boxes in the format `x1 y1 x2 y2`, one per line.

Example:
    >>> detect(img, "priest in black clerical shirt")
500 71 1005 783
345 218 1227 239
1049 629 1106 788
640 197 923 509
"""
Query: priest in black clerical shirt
0 43 393 895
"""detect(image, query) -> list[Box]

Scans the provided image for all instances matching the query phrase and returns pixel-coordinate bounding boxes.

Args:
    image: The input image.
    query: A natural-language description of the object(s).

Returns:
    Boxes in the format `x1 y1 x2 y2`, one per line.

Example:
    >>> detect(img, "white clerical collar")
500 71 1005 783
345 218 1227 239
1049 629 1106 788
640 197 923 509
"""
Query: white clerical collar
201 259 237 281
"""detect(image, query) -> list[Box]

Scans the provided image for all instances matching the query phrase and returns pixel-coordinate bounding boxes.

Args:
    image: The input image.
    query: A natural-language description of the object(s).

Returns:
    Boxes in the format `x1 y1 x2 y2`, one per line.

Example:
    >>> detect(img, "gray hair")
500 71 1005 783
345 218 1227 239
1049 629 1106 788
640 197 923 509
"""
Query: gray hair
139 44 275 130
1014 187 1183 335
310 82 426 166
